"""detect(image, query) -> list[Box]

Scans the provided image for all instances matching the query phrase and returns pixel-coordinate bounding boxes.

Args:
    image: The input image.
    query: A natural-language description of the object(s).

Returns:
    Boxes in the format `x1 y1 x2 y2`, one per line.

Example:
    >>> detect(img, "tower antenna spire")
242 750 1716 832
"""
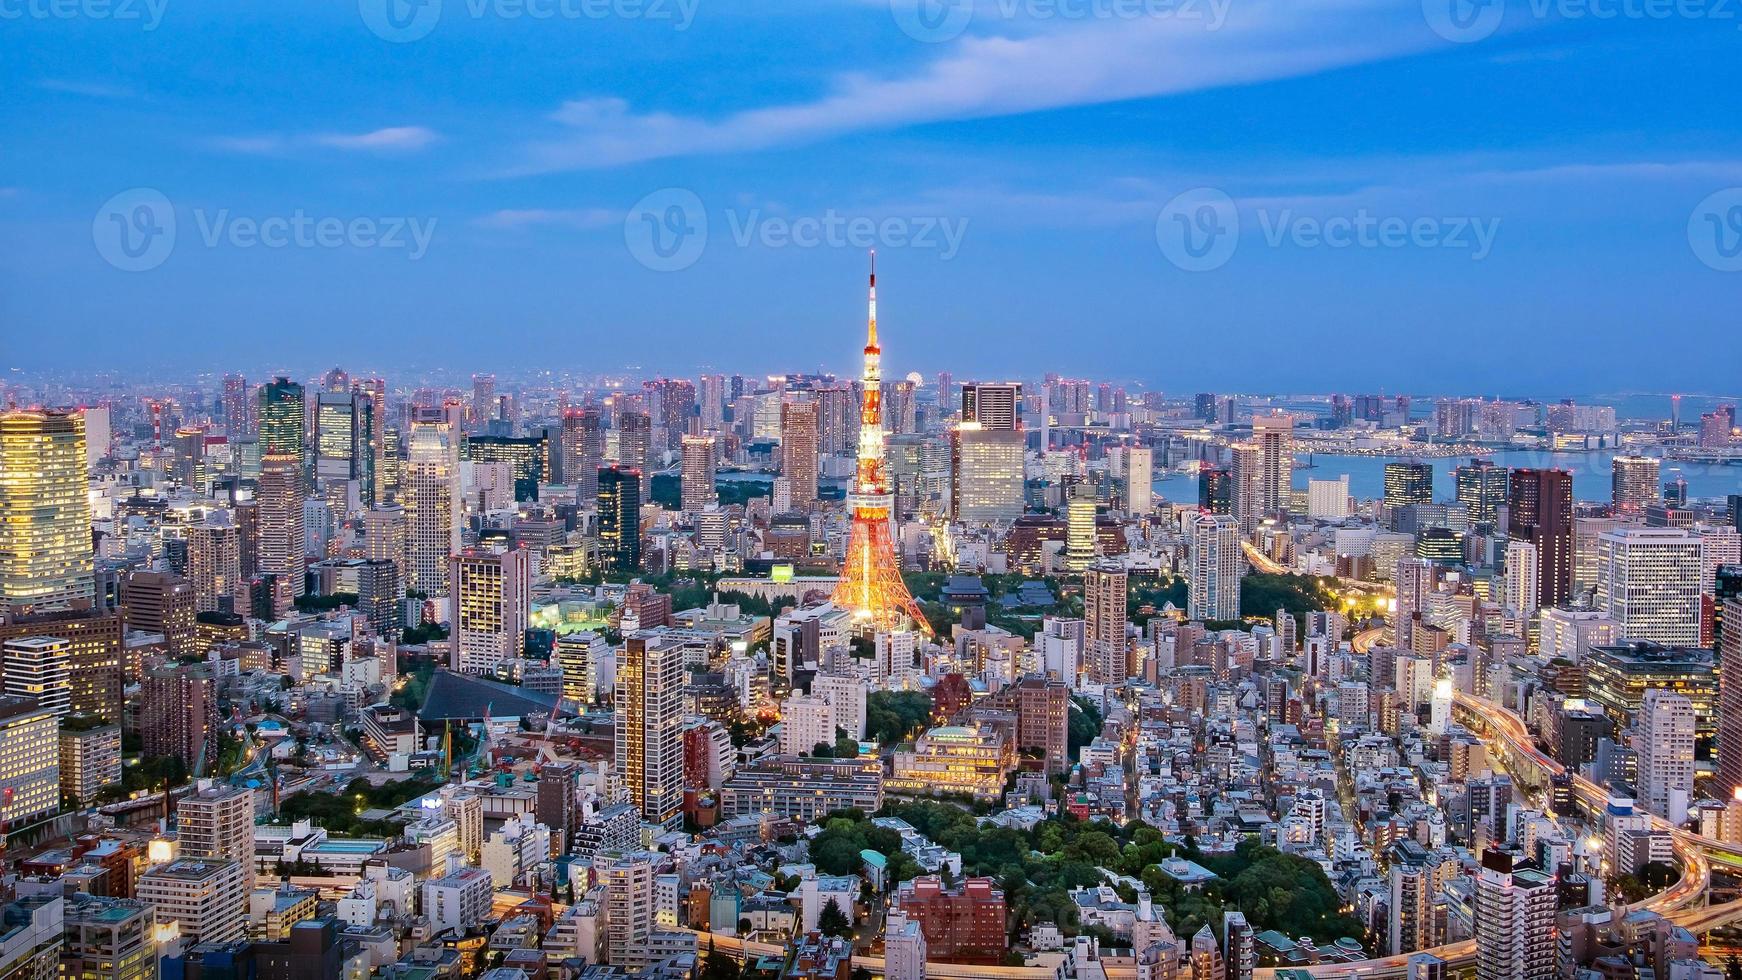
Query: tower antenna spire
866 249 878 351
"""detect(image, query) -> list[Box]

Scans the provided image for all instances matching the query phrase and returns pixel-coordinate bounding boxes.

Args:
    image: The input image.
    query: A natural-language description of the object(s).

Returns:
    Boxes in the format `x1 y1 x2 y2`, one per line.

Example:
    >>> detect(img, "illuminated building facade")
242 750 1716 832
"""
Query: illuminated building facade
598 465 642 573
404 416 461 596
0 410 94 615
889 725 1014 801
615 633 684 828
448 547 530 676
1595 527 1704 647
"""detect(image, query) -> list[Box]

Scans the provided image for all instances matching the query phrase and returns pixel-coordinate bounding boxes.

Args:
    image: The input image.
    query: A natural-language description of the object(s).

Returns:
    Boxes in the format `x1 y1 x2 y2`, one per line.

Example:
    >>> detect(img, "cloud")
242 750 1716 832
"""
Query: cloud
209 126 440 156
475 208 619 229
35 79 137 100
504 0 1447 174
312 126 441 153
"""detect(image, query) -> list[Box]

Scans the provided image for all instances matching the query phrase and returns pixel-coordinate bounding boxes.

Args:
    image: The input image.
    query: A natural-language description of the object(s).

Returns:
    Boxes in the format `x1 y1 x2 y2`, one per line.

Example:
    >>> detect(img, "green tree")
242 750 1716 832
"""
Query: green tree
817 899 851 938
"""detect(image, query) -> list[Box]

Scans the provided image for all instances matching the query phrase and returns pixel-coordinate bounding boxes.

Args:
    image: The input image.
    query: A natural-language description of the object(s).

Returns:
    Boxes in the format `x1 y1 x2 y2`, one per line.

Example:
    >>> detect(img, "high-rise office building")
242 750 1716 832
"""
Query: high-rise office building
615 634 684 829
222 374 252 440
1198 467 1232 515
679 434 717 513
617 412 652 500
0 410 95 615
471 373 497 428
1718 595 1742 799
561 407 605 500
1595 527 1704 646
448 547 531 675
555 631 607 708
961 383 1020 431
1634 688 1695 825
1508 469 1574 610
405 417 461 596
950 425 1025 524
1229 443 1262 531
598 465 642 574
1384 461 1434 511
780 402 820 510
1189 513 1242 621
699 374 726 431
363 503 407 585
1503 540 1539 617
257 377 305 463
1064 490 1097 572
1454 459 1508 527
1084 563 1128 685
256 454 306 606
0 697 61 825
1610 454 1660 515
316 391 375 505
59 721 120 804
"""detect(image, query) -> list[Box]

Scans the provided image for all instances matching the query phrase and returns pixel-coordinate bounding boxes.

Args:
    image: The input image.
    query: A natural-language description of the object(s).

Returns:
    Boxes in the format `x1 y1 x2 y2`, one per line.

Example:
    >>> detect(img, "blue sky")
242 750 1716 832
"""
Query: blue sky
4 0 1741 394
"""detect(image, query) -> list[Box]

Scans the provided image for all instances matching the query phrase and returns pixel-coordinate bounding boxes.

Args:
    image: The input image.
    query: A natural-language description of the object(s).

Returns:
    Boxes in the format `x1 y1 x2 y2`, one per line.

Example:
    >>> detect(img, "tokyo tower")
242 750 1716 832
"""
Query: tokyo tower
831 253 932 637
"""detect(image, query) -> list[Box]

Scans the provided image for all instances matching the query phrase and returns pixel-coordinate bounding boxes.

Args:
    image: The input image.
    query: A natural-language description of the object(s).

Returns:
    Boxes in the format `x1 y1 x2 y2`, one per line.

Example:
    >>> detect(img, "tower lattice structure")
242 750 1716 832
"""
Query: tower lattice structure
831 254 932 637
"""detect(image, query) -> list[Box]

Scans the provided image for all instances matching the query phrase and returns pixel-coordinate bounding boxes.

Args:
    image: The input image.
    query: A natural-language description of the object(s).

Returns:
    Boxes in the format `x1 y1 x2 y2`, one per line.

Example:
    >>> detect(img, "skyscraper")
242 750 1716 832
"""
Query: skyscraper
471 373 496 429
1508 469 1574 610
1198 467 1232 515
176 784 257 898
222 373 251 440
1125 446 1153 517
1084 563 1128 685
316 390 375 504
1 637 70 718
961 383 1020 431
618 411 652 499
679 434 717 513
1189 513 1242 621
1634 688 1695 825
256 453 306 606
561 407 605 500
1229 443 1262 532
449 546 531 675
1595 527 1704 646
1065 489 1097 571
1251 413 1293 515
1384 461 1434 510
598 465 642 574
404 417 461 596
615 634 684 829
257 377 305 463
363 503 407 585
699 374 726 430
1717 595 1742 798
1454 459 1508 527
780 401 820 510
0 409 94 614
1609 454 1659 515
950 425 1025 524
186 513 243 614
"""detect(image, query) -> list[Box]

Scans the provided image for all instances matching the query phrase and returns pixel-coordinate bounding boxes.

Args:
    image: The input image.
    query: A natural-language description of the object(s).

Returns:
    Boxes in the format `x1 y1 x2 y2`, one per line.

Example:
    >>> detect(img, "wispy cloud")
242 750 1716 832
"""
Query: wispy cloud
35 79 137 100
475 207 618 229
312 126 441 153
503 0 1448 174
209 126 440 156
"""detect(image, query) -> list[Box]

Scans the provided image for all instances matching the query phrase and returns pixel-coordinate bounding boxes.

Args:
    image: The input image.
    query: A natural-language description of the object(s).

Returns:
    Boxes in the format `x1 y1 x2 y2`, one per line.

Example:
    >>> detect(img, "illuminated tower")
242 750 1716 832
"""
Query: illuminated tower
831 254 931 636
0 410 95 615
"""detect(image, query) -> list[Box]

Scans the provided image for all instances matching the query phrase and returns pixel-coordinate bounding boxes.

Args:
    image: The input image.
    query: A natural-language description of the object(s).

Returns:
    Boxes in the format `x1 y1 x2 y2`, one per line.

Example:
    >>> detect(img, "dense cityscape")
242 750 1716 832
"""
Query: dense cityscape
0 257 1736 980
